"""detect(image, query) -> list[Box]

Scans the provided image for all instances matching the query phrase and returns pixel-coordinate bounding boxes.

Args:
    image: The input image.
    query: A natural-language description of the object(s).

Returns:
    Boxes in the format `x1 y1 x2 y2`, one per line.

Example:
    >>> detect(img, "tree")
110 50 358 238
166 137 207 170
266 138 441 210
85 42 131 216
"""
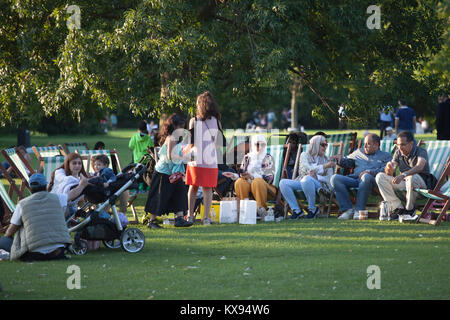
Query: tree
1 0 446 131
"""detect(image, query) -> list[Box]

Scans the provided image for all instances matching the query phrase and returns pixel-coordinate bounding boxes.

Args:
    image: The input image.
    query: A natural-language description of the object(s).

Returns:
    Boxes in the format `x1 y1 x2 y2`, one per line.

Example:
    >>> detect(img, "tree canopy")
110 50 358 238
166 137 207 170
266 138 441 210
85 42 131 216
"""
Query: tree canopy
0 0 448 131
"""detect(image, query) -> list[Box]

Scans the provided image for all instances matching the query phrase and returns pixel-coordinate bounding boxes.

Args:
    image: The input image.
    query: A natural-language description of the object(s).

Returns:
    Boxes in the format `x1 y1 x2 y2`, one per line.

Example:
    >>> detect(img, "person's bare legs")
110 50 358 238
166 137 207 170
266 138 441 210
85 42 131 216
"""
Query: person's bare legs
187 185 199 222
202 187 213 223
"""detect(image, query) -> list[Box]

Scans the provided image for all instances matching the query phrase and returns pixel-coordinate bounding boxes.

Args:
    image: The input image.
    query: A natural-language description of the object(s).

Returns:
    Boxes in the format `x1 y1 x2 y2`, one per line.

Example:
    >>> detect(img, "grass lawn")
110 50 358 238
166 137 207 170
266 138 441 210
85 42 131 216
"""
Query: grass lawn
1 129 448 300
1 213 449 300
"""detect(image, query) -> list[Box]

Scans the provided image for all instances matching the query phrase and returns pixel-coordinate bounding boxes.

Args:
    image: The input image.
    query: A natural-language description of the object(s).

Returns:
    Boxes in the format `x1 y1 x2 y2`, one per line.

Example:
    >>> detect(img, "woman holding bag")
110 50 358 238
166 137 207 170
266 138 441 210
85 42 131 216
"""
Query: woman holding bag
279 135 337 219
223 134 276 218
185 91 223 225
144 114 193 229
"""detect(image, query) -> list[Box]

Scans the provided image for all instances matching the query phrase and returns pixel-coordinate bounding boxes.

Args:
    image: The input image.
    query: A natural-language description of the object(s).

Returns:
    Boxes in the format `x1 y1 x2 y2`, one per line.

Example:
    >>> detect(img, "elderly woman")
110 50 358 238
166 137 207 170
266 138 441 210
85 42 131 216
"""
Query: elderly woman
279 135 337 219
223 134 276 217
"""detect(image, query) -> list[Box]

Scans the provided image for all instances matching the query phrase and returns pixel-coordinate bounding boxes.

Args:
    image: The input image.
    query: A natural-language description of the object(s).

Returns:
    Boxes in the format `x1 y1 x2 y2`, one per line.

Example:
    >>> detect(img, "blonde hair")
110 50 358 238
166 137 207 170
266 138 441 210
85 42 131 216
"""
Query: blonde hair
308 135 326 158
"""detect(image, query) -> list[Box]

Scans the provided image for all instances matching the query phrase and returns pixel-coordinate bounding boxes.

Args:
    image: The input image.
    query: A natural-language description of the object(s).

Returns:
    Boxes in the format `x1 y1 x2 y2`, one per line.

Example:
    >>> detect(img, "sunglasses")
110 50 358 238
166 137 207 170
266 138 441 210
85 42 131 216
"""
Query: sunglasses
320 143 328 147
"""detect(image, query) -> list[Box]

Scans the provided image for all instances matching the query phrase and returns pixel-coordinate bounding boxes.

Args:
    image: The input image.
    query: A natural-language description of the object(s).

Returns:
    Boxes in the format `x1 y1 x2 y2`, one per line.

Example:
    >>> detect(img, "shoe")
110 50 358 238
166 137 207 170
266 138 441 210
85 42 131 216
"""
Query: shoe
290 209 305 220
389 208 405 221
202 218 211 225
257 207 267 220
338 209 354 220
305 207 319 219
147 221 163 229
174 216 193 227
353 210 364 220
399 209 417 222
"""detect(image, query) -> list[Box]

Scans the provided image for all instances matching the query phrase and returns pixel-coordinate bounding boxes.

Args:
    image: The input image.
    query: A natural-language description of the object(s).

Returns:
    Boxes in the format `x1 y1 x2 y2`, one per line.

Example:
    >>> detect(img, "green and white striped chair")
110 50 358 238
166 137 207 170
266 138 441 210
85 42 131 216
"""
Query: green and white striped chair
42 156 66 183
266 144 285 189
0 177 16 231
325 132 357 157
32 146 63 172
415 163 450 226
1 147 35 193
380 139 396 154
62 142 89 155
422 140 450 181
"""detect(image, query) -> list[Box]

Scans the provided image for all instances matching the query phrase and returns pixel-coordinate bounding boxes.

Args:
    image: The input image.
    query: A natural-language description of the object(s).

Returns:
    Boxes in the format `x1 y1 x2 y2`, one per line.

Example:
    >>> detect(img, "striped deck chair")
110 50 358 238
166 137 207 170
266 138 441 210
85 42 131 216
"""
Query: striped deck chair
61 142 89 155
225 135 250 171
266 144 285 189
422 140 450 182
415 159 450 226
0 177 16 231
76 149 123 175
1 147 36 194
42 156 66 183
380 139 396 154
265 143 294 214
32 146 62 172
326 132 357 157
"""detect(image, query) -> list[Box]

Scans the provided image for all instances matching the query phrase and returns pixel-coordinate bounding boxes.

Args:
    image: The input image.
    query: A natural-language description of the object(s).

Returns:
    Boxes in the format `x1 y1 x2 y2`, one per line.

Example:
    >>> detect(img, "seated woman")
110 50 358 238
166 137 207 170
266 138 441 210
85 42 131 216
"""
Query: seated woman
279 135 337 219
48 152 89 217
223 134 276 217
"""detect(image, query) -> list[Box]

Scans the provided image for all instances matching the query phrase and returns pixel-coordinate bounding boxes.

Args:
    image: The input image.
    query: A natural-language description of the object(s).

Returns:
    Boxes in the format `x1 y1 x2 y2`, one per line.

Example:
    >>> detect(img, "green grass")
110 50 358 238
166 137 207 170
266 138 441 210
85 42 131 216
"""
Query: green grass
1 129 447 300
1 215 449 300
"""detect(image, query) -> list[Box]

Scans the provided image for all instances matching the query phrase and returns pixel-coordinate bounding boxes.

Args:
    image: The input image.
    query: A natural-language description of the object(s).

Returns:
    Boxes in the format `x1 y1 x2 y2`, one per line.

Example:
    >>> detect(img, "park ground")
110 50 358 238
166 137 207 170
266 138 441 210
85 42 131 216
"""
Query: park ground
0 129 448 300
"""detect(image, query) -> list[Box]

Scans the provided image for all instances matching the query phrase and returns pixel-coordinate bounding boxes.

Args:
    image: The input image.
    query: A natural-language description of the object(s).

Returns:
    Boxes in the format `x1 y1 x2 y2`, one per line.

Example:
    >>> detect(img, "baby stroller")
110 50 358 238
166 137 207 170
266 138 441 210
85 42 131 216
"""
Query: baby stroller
67 163 147 255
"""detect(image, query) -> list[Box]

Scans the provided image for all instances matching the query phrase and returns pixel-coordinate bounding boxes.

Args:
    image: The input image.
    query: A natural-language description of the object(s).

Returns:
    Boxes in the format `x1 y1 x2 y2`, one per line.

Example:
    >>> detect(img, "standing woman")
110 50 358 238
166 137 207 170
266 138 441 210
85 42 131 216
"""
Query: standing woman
48 152 89 216
186 91 222 225
144 114 193 229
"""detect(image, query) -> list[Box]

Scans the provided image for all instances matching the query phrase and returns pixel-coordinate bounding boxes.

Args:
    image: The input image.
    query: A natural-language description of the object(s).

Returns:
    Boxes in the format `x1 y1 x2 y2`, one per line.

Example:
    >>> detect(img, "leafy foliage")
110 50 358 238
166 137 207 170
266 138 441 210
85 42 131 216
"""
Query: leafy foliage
0 0 447 131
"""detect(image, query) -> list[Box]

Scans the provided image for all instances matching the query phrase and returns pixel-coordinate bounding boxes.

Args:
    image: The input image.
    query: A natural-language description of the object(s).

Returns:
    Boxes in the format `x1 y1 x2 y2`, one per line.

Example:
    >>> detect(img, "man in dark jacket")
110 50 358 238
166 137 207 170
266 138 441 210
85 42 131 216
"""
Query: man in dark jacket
436 93 450 140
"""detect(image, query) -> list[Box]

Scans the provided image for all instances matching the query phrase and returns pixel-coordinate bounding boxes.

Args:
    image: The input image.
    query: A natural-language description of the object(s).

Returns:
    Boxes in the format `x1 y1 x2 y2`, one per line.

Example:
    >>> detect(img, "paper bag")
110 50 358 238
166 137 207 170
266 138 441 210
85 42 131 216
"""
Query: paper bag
219 197 238 223
239 199 257 224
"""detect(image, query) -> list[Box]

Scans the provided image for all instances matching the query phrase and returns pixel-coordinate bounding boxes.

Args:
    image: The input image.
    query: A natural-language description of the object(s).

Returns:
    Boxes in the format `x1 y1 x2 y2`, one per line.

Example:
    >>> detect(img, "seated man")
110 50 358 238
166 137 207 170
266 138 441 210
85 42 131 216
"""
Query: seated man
331 133 392 220
375 131 435 221
0 173 88 261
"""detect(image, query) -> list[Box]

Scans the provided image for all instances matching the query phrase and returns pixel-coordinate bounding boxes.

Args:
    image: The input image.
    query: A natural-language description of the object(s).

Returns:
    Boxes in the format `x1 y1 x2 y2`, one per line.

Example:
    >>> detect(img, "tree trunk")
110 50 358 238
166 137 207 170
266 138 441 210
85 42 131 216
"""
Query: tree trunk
290 76 302 130
159 72 170 128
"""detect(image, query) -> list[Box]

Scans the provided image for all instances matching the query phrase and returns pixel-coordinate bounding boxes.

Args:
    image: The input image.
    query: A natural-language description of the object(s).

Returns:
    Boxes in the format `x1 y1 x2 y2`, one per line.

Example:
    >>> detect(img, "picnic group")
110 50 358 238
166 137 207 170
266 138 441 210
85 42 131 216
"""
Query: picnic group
0 91 449 262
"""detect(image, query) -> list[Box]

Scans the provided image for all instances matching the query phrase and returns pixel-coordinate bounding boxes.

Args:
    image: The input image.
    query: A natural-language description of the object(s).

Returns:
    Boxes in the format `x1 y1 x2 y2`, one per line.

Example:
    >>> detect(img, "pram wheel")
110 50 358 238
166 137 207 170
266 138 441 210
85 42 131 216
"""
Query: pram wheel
120 228 145 253
103 239 121 249
69 239 88 255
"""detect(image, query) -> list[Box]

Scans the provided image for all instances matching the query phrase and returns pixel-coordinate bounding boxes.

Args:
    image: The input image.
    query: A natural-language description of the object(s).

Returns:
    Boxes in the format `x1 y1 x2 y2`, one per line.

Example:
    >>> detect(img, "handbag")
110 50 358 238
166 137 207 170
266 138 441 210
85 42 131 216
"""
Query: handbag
169 171 184 184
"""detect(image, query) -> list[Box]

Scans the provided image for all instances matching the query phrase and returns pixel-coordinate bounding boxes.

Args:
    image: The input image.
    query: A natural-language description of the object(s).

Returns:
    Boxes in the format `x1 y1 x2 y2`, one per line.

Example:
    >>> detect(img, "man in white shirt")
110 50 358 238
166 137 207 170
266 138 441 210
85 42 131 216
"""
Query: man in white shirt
383 127 397 140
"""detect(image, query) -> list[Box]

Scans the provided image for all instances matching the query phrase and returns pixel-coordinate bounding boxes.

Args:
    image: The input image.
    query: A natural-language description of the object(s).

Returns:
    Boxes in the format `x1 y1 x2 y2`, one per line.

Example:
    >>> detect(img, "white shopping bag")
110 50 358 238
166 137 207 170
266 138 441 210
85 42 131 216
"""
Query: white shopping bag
239 199 257 225
219 198 238 223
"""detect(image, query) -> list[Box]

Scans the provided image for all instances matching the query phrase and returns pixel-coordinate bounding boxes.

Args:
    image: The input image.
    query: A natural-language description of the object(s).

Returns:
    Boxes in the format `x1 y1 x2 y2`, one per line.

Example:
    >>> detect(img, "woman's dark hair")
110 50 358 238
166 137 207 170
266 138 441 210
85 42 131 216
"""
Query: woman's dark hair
139 120 148 133
94 141 105 150
196 91 221 121
158 114 186 145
